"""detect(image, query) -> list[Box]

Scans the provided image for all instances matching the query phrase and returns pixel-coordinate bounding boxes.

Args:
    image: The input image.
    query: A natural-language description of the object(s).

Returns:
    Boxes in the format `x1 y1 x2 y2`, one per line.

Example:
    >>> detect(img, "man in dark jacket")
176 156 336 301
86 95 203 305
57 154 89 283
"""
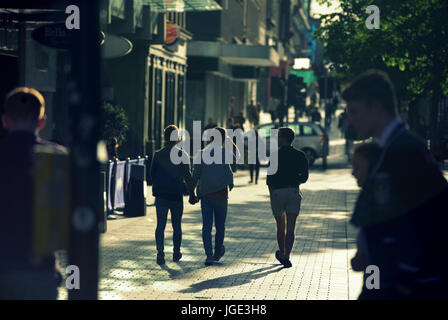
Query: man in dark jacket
149 125 196 265
0 87 66 299
343 70 448 299
267 127 309 268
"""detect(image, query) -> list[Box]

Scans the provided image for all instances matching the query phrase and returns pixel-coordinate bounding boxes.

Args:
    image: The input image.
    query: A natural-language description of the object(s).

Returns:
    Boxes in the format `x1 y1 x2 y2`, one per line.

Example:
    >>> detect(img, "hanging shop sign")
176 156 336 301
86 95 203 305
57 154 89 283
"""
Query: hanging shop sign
165 23 178 46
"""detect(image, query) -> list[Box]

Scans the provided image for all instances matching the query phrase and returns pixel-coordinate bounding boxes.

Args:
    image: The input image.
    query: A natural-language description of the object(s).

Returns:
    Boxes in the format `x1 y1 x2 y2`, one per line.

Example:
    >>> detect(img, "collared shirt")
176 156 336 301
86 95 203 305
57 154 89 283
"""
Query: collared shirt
378 118 401 147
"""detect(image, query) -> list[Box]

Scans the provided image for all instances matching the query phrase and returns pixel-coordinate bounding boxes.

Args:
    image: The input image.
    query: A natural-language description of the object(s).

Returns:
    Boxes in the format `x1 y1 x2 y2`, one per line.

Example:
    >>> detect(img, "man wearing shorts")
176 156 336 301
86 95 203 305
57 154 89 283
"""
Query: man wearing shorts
267 127 309 267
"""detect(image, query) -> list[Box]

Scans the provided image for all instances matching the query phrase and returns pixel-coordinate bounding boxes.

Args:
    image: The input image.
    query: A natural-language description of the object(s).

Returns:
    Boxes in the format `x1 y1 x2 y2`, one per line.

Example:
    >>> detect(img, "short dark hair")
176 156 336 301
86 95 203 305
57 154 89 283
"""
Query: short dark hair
164 124 178 143
353 142 381 171
278 127 295 144
342 70 398 116
4 87 45 121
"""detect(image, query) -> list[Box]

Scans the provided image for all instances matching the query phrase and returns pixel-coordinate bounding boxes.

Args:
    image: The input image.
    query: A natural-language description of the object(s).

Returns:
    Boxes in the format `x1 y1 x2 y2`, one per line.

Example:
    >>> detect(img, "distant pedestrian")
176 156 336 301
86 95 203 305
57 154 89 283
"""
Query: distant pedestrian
149 125 196 265
277 103 288 126
226 118 236 130
267 127 309 268
310 107 321 124
350 142 382 272
267 98 278 123
192 127 240 266
0 87 67 299
204 118 217 131
343 70 448 299
247 100 257 128
339 110 357 161
248 129 263 184
233 112 246 132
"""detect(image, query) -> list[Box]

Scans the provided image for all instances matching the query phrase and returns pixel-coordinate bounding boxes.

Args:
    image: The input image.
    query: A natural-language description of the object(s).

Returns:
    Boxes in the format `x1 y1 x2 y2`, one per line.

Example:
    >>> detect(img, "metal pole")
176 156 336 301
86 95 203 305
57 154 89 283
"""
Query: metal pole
68 0 101 300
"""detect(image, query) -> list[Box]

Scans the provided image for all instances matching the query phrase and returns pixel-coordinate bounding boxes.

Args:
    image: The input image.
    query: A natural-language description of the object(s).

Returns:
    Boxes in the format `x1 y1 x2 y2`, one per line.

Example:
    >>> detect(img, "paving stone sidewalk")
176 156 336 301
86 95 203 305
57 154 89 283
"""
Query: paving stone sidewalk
58 158 364 300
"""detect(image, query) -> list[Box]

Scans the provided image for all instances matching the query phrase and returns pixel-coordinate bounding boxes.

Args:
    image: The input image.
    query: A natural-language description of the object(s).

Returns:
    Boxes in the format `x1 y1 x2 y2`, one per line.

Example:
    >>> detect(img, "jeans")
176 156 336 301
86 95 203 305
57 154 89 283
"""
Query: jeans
201 197 228 257
155 197 183 252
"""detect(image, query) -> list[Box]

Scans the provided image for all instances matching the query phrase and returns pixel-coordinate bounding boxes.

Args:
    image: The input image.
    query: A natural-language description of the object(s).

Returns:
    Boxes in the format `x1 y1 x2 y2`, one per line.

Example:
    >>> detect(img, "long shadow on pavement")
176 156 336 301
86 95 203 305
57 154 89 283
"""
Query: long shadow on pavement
179 264 283 293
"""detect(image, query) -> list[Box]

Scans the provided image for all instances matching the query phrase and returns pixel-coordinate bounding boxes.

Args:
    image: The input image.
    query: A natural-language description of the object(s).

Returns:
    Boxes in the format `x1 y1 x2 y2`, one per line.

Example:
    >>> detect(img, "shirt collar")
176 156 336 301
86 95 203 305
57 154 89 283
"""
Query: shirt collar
378 118 401 147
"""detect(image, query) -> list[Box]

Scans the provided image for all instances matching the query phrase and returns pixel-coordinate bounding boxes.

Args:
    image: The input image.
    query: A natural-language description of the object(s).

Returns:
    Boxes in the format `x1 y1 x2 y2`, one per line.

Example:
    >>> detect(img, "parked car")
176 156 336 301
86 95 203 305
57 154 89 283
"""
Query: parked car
243 122 329 166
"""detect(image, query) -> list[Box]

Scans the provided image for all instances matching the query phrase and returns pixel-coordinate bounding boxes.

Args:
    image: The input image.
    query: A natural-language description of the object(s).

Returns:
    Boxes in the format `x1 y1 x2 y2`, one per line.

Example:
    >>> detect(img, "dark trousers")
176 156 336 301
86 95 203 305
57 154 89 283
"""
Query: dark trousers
201 197 228 257
155 197 183 252
249 162 260 182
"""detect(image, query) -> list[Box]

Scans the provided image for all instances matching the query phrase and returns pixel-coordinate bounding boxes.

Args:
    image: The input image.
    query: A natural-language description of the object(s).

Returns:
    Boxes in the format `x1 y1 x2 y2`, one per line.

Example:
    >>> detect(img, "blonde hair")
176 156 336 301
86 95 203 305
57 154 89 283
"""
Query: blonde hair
4 87 45 121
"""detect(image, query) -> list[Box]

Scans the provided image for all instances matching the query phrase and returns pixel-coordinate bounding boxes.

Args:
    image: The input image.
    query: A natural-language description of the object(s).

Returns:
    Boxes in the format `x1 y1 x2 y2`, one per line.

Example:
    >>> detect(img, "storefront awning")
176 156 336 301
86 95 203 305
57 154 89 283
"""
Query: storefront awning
142 0 222 12
188 41 280 67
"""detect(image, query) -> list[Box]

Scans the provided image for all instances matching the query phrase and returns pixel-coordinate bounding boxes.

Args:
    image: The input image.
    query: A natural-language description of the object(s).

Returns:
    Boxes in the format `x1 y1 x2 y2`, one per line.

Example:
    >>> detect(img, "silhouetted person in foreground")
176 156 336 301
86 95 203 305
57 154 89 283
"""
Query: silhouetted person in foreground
350 142 381 272
0 87 67 299
267 127 309 268
344 70 448 300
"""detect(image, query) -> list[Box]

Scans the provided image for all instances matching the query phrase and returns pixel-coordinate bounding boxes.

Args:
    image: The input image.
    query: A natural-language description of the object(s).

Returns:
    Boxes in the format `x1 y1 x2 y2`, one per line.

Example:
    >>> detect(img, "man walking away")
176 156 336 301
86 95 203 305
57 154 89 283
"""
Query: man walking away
267 127 309 268
0 87 67 299
150 125 196 265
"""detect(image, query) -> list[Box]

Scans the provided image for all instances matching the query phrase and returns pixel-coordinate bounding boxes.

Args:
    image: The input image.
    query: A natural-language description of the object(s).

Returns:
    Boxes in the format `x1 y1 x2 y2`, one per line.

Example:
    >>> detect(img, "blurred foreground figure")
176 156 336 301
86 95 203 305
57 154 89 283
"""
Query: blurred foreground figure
0 87 66 299
343 70 448 300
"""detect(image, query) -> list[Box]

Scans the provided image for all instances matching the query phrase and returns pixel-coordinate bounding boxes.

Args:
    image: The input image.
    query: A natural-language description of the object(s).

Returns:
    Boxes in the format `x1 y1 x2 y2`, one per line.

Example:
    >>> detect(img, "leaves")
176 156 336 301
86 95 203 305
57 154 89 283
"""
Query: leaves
313 0 448 101
102 102 130 146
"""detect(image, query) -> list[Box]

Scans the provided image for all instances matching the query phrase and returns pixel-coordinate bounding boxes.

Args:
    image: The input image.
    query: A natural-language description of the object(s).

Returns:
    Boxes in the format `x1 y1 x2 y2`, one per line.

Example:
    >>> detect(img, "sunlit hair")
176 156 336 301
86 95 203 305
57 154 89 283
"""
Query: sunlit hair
4 87 45 121
164 124 178 143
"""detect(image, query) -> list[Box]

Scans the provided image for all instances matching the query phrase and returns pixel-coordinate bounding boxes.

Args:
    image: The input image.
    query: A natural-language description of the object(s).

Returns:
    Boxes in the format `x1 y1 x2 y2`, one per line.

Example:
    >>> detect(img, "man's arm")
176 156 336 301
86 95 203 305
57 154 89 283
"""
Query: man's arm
298 152 309 184
149 152 158 182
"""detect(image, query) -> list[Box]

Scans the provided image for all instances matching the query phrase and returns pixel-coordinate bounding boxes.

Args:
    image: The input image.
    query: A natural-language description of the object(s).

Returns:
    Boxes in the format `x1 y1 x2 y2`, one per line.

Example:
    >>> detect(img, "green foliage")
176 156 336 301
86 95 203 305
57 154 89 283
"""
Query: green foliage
102 102 129 145
313 0 448 102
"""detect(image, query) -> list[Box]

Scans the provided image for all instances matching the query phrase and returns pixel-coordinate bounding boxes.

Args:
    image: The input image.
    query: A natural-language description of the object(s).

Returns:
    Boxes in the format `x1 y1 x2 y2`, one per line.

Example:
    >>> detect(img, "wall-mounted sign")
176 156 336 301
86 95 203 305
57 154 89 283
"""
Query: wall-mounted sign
102 33 133 59
32 23 105 50
32 23 74 50
165 23 178 46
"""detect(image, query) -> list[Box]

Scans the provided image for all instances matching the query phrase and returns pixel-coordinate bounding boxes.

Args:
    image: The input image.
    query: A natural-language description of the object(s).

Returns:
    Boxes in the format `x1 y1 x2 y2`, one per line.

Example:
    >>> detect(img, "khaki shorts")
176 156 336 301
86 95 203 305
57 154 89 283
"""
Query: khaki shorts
269 187 302 217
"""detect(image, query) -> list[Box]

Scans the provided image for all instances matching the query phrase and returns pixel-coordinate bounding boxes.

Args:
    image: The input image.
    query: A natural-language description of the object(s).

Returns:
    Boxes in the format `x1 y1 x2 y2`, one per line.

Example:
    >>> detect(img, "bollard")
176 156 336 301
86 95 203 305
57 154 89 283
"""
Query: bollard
124 164 147 217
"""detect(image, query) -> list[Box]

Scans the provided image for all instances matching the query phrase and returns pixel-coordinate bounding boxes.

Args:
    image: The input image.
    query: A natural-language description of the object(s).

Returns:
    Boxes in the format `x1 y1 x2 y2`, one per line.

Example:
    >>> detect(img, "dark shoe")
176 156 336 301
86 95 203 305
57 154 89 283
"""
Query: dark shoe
173 251 182 262
249 180 253 184
205 256 214 266
275 250 286 265
283 259 292 268
213 246 225 261
156 252 165 265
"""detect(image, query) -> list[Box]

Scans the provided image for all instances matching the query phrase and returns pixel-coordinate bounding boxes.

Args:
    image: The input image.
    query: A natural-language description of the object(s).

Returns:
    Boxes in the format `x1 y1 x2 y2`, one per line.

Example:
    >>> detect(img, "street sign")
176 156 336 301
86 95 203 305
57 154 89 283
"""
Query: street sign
32 23 105 50
31 23 75 50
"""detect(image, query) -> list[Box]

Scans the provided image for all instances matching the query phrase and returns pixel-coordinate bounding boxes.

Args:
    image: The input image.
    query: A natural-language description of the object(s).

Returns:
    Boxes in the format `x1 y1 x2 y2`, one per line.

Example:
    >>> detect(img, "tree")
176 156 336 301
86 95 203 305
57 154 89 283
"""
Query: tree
313 0 448 156
102 102 129 146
